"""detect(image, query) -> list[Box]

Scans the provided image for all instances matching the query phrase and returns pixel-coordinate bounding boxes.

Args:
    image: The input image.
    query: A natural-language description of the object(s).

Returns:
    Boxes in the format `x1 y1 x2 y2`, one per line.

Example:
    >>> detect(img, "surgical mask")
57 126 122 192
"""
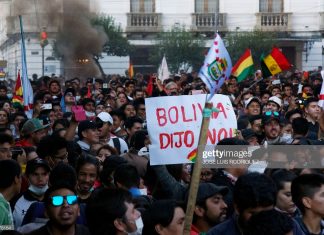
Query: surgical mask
29 184 48 196
281 133 292 143
75 96 81 102
127 217 143 235
7 93 13 99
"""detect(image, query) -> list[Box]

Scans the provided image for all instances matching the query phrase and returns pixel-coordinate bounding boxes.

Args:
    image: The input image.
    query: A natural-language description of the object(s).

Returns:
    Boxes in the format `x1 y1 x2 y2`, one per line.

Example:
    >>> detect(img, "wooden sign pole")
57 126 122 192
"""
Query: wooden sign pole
183 102 214 235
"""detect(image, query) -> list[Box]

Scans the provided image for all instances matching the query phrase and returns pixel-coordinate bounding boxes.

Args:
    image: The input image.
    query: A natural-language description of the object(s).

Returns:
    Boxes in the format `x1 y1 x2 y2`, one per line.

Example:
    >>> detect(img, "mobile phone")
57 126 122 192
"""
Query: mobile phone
71 106 87 122
41 103 52 110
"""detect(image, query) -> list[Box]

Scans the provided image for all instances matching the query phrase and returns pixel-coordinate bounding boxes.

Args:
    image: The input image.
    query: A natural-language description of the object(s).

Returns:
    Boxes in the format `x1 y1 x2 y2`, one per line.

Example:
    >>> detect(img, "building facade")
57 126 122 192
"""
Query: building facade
0 0 323 80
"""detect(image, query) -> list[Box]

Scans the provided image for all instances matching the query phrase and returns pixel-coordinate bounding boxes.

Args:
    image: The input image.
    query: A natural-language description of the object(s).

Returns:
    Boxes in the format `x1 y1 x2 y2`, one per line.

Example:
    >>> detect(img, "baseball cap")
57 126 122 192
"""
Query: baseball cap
244 97 261 108
268 96 282 108
21 118 50 136
186 183 228 203
97 112 113 125
77 120 97 139
242 129 257 140
262 111 280 125
25 158 50 175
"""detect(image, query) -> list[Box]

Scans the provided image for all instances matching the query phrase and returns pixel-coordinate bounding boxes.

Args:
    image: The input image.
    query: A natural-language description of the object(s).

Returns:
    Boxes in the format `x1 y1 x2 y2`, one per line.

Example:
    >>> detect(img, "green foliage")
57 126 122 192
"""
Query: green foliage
92 15 134 56
149 26 205 73
226 30 278 68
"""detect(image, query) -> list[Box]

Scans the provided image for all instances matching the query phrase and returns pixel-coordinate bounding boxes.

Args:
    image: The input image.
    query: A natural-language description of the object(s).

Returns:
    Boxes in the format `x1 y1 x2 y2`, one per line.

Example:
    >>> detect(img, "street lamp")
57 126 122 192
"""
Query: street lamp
40 27 48 77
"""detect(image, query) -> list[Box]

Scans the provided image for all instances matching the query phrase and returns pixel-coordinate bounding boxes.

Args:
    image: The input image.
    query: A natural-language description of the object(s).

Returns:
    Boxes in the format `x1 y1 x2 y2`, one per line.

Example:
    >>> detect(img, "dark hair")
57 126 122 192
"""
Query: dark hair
129 130 148 150
142 200 185 235
53 119 70 130
0 159 21 189
0 133 14 145
218 138 249 145
96 145 118 156
246 209 293 235
292 117 309 136
124 116 143 130
234 173 276 213
86 188 133 235
237 117 250 130
37 135 67 158
9 112 27 123
75 155 100 177
109 110 126 121
270 169 297 191
49 162 77 188
249 115 262 125
99 155 127 187
291 173 324 214
114 164 140 189
133 98 145 111
82 98 95 107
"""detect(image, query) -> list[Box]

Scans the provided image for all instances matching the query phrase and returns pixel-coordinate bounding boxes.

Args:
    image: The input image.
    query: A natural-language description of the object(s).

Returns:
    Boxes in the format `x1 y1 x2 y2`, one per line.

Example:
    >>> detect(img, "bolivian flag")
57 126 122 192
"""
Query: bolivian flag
12 70 23 106
128 61 134 79
231 49 254 82
261 47 291 78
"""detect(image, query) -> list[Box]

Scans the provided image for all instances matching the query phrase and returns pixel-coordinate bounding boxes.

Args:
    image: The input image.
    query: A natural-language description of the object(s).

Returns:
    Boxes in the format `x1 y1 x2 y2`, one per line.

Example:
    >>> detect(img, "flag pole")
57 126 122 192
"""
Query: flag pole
183 102 215 235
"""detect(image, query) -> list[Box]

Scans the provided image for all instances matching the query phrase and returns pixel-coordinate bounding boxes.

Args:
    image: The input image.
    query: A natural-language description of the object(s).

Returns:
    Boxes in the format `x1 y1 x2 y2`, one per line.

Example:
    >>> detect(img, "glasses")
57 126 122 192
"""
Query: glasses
50 195 78 207
265 111 279 117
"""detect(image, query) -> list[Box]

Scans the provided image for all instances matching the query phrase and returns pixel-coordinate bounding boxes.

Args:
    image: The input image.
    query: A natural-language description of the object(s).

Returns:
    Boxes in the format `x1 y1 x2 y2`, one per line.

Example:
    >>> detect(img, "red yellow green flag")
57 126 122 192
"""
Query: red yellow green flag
231 49 254 82
128 61 134 79
12 70 23 105
261 47 291 77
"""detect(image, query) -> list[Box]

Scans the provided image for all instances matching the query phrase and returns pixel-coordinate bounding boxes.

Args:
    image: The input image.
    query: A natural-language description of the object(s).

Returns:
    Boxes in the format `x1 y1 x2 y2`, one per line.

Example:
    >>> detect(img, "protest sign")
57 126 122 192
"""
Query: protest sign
146 94 237 165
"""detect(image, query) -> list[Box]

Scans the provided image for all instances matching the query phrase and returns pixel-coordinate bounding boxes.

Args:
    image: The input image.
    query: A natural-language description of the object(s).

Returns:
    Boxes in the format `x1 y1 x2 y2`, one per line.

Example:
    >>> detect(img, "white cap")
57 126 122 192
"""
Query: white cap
97 112 113 124
244 97 261 108
268 96 282 108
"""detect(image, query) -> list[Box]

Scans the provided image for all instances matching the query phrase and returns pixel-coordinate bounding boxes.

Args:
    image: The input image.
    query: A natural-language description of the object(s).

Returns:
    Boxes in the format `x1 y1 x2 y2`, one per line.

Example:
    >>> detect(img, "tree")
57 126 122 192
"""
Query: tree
149 26 205 73
225 30 278 68
91 15 134 77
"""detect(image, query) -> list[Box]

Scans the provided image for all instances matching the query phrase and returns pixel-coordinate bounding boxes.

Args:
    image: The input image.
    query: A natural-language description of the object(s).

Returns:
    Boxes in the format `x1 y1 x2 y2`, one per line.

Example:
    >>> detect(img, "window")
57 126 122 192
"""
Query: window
260 0 283 13
131 0 155 13
195 0 218 13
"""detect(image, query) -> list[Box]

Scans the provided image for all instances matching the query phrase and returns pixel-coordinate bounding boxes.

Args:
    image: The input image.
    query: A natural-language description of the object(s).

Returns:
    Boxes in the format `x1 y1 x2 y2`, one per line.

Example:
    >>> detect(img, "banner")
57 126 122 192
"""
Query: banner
158 55 170 82
319 70 324 109
146 94 237 165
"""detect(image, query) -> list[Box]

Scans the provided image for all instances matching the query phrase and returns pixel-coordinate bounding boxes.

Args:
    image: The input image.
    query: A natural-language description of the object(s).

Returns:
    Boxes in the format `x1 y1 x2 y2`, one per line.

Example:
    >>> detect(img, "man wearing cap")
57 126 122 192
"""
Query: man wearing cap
266 96 282 112
13 158 50 228
261 112 285 145
190 183 228 235
77 120 99 154
304 97 321 139
16 119 49 147
244 97 261 116
96 112 128 154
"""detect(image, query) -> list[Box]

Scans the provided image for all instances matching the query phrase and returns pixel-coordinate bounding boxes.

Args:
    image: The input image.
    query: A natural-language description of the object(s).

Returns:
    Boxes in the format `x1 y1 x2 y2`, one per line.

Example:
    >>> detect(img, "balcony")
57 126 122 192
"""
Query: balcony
192 13 227 32
126 13 162 33
256 13 292 32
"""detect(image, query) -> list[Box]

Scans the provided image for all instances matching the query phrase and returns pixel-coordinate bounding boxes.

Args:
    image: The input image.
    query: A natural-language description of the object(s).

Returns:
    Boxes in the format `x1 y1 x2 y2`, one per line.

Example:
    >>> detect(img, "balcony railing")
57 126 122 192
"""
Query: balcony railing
126 13 162 33
256 13 291 31
192 13 227 32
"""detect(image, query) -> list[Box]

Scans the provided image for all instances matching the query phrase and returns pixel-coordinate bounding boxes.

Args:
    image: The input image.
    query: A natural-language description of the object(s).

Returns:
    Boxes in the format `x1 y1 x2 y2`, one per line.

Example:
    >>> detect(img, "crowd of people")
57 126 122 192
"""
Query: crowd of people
0 67 323 235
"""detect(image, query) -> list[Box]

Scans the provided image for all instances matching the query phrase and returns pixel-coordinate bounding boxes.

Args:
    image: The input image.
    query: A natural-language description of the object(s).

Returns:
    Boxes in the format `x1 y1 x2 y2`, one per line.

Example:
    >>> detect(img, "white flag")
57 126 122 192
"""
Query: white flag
158 56 170 82
199 34 232 98
319 70 324 109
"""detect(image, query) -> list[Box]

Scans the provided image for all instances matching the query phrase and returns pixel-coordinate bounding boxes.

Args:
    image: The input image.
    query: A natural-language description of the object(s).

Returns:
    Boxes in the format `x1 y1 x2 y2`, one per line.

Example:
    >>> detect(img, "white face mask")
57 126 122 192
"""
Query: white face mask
127 217 143 235
29 184 48 196
75 96 81 102
281 133 292 143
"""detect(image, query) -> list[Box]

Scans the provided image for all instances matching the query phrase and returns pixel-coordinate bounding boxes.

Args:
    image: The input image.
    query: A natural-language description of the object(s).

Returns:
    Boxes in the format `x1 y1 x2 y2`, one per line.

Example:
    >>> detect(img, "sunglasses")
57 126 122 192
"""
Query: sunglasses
265 111 279 117
50 195 78 207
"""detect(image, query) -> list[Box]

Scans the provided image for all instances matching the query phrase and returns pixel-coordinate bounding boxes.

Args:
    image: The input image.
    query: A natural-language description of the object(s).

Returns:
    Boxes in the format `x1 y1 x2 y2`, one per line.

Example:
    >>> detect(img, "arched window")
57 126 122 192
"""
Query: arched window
195 0 218 13
131 0 155 13
260 0 283 13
